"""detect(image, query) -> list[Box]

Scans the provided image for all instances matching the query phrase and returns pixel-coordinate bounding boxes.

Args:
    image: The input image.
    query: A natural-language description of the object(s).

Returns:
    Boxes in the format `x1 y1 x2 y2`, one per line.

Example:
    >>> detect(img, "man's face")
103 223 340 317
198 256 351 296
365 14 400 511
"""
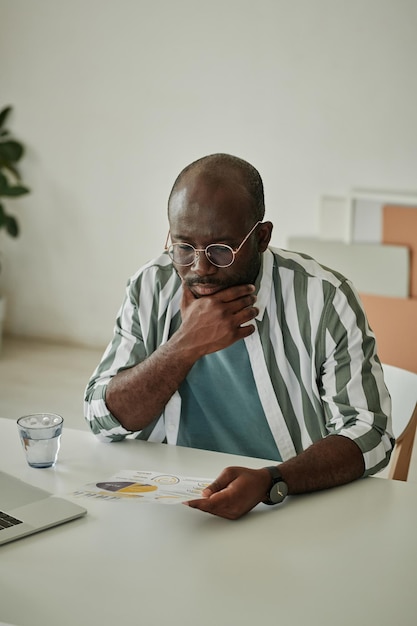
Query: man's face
168 174 271 298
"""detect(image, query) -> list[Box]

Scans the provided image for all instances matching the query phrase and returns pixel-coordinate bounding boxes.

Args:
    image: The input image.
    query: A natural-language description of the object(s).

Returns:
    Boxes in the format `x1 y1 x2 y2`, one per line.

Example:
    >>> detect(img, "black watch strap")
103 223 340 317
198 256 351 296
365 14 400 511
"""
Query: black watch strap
263 466 288 505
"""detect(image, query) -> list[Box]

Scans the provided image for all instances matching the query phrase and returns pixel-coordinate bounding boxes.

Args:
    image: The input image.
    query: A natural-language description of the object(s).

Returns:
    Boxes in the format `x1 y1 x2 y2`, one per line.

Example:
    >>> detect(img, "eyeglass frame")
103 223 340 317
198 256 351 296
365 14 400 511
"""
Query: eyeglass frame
164 220 262 268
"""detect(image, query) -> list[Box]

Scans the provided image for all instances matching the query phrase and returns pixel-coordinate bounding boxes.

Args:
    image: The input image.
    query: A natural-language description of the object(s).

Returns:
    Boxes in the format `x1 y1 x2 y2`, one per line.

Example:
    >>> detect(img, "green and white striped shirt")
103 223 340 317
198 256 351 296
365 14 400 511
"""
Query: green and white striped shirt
84 247 394 476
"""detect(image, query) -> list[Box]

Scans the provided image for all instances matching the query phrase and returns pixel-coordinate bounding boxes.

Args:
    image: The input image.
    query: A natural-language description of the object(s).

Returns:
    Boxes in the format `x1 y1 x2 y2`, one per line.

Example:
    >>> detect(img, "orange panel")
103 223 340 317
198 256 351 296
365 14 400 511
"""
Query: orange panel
359 293 417 374
383 205 417 298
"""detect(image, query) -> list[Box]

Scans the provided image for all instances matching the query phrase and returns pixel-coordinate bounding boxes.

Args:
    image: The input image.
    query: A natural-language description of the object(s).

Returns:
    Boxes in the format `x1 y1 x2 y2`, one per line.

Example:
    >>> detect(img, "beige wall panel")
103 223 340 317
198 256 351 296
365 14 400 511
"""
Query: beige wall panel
286 238 409 298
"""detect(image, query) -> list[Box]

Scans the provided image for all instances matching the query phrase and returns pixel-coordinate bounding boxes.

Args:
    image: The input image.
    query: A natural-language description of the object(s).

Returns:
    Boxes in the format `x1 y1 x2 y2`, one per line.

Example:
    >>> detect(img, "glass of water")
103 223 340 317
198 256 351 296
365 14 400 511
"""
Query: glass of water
17 413 64 468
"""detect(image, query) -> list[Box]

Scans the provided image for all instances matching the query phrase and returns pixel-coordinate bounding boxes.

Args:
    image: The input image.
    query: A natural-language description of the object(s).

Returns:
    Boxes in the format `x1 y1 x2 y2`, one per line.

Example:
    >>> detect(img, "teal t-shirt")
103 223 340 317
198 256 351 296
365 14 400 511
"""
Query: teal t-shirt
177 339 282 461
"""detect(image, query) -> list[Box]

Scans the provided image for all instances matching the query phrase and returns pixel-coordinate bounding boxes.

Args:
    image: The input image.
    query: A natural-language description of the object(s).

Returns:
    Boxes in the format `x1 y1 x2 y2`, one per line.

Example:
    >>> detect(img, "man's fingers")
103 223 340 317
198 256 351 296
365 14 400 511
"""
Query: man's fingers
183 467 274 520
228 294 257 316
202 467 245 494
216 284 256 303
201 478 223 496
181 282 196 306
181 281 257 313
184 488 238 519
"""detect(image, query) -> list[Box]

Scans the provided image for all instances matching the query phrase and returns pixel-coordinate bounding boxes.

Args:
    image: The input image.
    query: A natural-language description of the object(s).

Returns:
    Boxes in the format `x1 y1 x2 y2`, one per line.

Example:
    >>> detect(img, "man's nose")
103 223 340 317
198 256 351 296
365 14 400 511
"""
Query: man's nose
191 251 217 275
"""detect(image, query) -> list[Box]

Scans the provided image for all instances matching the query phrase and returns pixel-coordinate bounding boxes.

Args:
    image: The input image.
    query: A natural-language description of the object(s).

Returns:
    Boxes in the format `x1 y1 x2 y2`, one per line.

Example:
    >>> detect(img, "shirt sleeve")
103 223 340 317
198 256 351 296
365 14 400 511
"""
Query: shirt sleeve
83 276 149 442
319 278 395 477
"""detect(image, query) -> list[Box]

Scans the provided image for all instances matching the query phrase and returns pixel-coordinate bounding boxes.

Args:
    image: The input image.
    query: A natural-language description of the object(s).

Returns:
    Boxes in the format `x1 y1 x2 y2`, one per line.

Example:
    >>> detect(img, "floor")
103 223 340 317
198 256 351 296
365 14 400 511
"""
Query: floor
1 334 416 482
0 335 104 432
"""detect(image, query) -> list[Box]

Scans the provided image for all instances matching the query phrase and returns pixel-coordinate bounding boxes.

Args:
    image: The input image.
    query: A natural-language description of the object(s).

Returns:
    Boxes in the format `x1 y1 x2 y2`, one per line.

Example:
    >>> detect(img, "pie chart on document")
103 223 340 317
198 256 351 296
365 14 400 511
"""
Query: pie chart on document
96 481 158 494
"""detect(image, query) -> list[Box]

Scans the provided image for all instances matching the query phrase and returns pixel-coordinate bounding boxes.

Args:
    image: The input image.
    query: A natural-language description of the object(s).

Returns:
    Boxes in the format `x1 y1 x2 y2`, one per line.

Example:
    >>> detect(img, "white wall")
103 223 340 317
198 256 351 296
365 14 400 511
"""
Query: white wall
1 0 416 347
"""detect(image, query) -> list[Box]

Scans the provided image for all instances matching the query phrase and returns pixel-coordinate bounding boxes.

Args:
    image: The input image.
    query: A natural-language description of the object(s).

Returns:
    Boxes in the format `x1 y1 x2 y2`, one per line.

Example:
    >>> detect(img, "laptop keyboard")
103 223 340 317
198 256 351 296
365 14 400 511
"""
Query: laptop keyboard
0 511 23 530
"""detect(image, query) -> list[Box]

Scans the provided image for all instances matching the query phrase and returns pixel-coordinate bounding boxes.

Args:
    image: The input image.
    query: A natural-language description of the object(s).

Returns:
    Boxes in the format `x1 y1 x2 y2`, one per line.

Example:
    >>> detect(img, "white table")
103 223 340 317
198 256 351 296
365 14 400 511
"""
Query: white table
1 417 416 626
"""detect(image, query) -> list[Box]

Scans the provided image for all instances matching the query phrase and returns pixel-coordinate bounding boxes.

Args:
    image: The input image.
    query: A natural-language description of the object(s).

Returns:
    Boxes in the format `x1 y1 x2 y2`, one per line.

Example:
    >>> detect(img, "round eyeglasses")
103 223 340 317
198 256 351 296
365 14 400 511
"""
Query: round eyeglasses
165 221 261 268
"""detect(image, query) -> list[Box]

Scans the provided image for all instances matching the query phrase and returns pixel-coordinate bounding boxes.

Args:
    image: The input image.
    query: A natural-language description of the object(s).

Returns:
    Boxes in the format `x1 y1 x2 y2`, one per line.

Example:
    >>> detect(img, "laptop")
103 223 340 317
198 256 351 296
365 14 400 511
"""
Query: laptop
0 470 87 545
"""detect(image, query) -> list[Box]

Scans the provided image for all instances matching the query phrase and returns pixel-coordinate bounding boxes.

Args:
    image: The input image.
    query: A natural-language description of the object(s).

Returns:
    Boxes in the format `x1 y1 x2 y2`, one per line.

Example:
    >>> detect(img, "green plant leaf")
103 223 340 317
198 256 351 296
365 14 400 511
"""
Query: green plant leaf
0 161 21 181
5 214 19 237
0 106 12 129
0 139 24 162
0 171 29 197
0 172 8 195
4 184 30 197
0 106 27 240
0 204 19 237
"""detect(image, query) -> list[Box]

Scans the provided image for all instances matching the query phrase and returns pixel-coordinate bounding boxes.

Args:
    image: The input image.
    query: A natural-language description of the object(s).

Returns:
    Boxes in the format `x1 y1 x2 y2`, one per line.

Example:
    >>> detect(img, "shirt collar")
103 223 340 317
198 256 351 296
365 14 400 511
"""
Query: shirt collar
254 248 273 321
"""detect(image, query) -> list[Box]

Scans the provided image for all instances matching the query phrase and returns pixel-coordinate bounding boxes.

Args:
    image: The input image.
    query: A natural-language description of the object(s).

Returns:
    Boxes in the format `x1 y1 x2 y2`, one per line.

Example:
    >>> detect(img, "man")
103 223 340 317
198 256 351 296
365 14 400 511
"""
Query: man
84 153 393 519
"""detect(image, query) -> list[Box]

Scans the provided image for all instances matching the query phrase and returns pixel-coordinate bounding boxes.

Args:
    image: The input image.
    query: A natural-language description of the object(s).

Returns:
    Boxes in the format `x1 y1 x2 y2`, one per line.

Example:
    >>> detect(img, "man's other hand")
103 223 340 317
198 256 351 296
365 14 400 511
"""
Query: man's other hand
184 466 271 520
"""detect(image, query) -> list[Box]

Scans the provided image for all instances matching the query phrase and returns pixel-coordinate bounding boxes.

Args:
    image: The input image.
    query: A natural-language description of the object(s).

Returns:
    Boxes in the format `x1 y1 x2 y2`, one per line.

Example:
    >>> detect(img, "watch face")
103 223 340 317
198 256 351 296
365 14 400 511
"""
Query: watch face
269 481 288 504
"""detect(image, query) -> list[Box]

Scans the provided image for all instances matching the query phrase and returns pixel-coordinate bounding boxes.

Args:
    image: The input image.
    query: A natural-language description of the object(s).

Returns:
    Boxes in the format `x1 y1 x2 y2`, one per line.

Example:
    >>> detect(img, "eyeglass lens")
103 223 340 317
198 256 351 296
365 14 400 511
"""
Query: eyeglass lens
168 244 234 267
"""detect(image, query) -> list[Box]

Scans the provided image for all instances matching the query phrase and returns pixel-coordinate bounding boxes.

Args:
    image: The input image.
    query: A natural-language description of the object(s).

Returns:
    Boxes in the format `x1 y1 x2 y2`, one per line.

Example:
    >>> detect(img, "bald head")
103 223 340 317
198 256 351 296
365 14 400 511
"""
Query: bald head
168 153 265 222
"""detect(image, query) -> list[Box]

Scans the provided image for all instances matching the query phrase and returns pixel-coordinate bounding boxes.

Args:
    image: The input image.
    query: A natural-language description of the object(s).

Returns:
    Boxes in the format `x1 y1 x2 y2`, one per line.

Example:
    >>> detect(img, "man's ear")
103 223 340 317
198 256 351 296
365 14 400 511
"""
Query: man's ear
257 221 273 253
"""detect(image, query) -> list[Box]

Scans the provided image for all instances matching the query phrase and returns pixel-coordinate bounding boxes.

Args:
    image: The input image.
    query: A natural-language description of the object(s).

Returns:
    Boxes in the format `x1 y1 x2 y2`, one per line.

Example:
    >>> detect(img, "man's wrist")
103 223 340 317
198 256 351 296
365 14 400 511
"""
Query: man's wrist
262 466 288 505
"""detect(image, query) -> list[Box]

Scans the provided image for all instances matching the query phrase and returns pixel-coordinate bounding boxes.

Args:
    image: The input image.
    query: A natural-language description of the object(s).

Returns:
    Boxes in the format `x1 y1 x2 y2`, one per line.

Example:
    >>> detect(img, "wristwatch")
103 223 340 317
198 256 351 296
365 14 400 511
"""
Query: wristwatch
263 466 288 505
